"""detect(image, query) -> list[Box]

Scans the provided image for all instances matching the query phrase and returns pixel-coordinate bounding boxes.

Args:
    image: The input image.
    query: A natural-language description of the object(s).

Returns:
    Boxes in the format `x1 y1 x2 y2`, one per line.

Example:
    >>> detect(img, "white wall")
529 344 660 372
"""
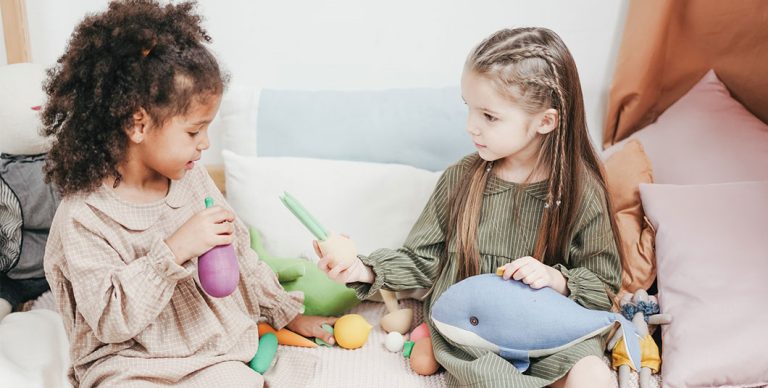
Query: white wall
7 0 628 163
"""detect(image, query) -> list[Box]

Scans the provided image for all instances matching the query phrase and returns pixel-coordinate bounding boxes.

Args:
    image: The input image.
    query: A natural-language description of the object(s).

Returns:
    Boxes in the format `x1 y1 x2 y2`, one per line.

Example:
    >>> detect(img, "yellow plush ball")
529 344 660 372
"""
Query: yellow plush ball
333 314 372 349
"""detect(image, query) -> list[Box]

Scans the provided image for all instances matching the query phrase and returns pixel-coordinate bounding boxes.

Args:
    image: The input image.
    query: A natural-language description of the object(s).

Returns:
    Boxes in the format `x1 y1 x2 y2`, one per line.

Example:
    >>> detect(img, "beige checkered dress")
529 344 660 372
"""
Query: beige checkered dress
44 165 304 387
350 154 622 387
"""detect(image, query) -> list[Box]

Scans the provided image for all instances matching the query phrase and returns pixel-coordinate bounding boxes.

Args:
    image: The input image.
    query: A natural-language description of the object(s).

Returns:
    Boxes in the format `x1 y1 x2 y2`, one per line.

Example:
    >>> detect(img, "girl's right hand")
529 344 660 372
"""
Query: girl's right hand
165 206 235 265
314 239 375 284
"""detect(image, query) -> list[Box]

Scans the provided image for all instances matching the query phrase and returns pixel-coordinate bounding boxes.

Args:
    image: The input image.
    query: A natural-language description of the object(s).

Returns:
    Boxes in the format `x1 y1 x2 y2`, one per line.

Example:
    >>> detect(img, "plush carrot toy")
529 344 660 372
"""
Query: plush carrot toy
258 322 317 348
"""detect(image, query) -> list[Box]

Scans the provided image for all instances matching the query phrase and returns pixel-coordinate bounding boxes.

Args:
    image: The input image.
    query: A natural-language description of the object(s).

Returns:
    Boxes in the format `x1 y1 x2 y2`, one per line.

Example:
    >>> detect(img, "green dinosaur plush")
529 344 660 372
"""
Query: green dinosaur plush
250 228 360 316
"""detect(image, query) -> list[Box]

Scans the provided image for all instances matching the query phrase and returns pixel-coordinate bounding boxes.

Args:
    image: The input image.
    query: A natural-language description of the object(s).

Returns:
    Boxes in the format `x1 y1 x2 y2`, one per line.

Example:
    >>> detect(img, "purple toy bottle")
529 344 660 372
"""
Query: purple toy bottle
198 197 239 298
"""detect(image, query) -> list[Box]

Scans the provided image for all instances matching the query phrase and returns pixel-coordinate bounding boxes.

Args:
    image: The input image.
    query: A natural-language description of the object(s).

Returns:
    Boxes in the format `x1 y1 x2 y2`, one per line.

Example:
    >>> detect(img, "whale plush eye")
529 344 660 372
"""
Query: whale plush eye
469 316 479 326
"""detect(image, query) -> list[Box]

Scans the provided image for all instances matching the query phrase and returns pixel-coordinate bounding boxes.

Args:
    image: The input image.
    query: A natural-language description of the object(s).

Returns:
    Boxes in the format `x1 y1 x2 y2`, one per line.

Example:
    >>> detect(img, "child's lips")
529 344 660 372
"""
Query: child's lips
474 142 487 149
186 156 201 170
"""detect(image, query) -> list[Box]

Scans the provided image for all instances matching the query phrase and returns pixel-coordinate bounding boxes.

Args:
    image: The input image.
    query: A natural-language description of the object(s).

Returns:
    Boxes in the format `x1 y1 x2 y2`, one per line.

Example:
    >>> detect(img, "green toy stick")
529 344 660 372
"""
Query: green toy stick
279 191 329 241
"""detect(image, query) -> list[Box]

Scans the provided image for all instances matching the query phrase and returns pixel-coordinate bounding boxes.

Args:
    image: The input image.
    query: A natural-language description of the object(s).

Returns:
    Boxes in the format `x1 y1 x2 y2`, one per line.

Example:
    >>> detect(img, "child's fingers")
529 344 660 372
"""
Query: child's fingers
215 234 234 246
322 316 338 326
522 268 547 288
317 257 332 273
511 263 531 281
501 265 515 280
312 240 323 257
214 221 234 235
327 262 346 281
529 277 548 289
206 206 235 223
506 256 537 280
316 327 335 345
501 262 520 280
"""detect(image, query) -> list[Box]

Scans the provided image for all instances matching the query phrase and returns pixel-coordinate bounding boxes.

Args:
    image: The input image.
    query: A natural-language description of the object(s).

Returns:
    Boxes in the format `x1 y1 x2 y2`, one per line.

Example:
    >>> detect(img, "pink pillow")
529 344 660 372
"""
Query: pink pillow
604 70 768 184
640 181 768 388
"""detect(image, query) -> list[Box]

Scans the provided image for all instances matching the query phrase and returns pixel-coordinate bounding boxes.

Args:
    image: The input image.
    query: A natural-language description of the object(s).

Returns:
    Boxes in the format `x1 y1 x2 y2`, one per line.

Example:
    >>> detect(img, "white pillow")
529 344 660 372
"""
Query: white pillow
223 150 441 261
201 84 260 166
0 310 71 388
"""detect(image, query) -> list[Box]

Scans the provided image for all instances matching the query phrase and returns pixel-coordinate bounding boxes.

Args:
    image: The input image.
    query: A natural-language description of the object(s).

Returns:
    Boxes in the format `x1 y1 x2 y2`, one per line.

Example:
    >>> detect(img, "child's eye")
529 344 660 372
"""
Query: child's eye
188 131 200 137
484 113 497 122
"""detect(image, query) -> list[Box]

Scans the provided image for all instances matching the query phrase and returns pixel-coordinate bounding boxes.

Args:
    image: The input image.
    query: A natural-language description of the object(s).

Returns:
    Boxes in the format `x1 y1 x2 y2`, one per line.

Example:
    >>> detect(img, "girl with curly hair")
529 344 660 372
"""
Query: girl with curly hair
42 1 335 386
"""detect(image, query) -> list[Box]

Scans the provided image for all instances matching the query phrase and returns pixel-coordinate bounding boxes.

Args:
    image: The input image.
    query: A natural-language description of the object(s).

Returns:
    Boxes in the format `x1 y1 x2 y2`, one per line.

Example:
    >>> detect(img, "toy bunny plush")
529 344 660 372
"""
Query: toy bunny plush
608 290 672 388
0 63 59 321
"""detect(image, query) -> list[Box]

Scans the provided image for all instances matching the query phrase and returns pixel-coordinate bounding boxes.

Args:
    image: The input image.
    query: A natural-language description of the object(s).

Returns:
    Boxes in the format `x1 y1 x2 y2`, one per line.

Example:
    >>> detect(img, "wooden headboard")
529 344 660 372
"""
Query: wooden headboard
1 0 30 63
2 0 228 195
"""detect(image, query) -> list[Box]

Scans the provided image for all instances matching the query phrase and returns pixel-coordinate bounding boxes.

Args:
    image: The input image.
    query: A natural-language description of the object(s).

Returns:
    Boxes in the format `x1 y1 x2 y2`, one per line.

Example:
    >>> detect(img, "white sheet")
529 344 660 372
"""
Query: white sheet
0 309 71 388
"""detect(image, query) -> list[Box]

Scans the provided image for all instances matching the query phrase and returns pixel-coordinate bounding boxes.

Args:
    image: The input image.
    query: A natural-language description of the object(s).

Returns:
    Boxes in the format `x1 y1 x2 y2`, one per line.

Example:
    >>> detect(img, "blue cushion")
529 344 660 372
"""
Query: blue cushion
256 87 474 171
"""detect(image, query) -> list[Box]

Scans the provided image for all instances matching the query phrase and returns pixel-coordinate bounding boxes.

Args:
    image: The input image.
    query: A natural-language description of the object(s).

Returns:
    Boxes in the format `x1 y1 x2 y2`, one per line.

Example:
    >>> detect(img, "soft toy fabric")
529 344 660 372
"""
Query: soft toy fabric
0 63 58 321
431 273 642 372
610 290 671 388
0 63 50 155
249 228 360 316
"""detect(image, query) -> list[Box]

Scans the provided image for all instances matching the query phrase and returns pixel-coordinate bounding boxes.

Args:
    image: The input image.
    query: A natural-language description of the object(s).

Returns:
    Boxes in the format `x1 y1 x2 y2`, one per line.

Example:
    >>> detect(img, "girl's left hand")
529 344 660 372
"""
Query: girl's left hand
286 314 338 345
499 256 562 290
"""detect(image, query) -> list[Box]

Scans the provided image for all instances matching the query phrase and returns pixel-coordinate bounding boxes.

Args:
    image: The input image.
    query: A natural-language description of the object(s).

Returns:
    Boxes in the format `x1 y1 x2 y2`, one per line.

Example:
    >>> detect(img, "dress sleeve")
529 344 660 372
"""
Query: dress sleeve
61 214 193 344
348 170 452 300
553 186 622 311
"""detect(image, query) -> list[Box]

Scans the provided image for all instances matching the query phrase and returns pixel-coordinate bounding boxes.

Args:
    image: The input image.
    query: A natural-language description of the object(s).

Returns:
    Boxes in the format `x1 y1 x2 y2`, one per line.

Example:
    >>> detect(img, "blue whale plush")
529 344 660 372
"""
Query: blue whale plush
431 273 641 372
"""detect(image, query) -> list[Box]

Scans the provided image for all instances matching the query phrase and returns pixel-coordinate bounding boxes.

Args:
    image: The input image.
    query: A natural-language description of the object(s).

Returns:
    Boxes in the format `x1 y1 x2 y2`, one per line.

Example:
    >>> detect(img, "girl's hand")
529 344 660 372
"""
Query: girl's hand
165 206 235 265
499 256 567 294
314 238 375 284
286 314 338 345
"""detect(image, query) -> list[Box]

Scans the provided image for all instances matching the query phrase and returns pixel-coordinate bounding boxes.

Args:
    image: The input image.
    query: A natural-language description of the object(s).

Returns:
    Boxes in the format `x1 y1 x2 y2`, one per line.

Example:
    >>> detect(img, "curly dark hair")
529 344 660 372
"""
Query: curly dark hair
42 0 228 196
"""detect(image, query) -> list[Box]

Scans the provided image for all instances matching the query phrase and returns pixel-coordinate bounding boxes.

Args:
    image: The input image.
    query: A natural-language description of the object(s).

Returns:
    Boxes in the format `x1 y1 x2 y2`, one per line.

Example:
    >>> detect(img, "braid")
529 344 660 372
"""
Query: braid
479 44 554 67
466 27 604 265
510 49 568 209
548 57 567 206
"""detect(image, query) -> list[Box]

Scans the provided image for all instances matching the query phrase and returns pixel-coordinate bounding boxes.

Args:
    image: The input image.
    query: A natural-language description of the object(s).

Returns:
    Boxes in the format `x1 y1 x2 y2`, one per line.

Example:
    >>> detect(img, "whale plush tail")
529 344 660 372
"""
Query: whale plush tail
615 314 642 371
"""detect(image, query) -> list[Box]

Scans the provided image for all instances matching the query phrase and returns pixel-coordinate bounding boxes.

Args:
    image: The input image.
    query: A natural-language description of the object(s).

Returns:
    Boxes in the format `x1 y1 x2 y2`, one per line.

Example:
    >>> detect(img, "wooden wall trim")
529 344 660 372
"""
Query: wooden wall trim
1 0 31 63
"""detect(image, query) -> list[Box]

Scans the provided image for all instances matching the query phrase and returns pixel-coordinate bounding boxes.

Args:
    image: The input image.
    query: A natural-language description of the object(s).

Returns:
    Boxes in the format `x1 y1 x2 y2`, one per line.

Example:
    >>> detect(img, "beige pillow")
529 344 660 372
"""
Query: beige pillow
603 140 656 294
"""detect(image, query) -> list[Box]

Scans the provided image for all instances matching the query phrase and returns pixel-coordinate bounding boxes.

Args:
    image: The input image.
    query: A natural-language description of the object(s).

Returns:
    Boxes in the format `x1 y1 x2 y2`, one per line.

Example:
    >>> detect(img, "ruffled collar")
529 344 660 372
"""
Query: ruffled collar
484 173 549 202
83 176 191 231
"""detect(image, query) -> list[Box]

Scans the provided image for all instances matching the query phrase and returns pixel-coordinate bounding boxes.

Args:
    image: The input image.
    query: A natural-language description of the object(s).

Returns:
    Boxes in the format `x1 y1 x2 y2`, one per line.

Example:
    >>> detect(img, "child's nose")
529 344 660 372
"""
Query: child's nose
197 133 210 151
466 116 481 136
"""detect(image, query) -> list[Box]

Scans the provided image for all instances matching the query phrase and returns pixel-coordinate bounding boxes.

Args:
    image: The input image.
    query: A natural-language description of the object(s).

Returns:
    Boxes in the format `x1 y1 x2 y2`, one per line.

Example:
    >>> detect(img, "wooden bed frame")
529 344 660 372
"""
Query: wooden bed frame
1 0 30 63
1 0 228 194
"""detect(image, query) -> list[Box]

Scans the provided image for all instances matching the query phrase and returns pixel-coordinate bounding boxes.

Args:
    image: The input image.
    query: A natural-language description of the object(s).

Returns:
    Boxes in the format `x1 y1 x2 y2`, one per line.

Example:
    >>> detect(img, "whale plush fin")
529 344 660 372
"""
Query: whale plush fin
616 314 642 371
499 347 531 372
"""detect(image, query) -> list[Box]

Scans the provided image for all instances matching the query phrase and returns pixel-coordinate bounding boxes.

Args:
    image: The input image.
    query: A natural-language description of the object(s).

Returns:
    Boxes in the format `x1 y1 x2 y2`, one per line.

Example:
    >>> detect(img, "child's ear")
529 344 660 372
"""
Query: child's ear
127 108 149 143
535 108 559 135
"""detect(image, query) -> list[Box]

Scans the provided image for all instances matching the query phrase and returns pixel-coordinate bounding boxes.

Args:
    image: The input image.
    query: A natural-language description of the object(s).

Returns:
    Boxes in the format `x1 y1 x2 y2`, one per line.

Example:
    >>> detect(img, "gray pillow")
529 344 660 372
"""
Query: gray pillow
0 154 61 279
256 87 474 171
